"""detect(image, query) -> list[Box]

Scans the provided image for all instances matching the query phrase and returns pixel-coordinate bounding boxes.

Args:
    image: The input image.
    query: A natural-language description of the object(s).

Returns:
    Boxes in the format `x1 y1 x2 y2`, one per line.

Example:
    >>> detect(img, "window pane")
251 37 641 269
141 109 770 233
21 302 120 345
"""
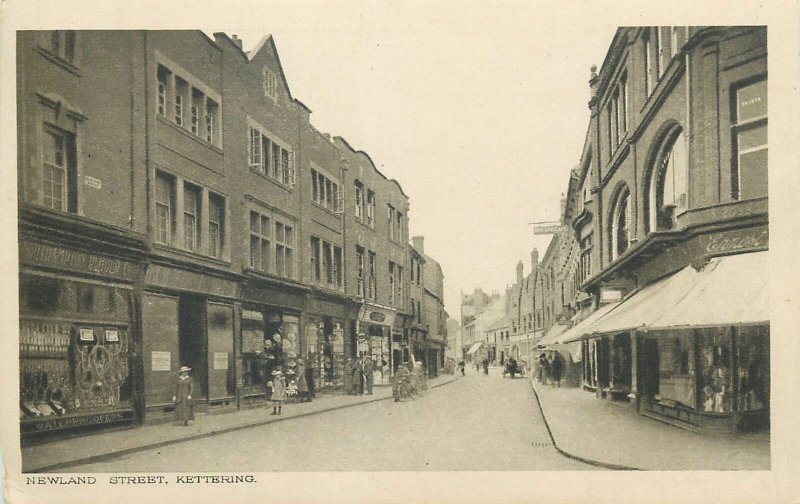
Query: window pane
737 80 767 122
260 216 269 236
739 148 768 200
250 236 260 269
250 211 259 232
261 240 270 272
738 126 767 152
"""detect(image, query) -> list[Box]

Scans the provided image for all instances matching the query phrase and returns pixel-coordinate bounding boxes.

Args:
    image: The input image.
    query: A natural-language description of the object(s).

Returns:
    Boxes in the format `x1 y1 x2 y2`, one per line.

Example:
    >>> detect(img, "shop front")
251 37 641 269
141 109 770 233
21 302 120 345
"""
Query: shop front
239 280 306 404
142 263 239 421
575 252 770 432
357 303 398 378
304 294 356 392
19 235 143 442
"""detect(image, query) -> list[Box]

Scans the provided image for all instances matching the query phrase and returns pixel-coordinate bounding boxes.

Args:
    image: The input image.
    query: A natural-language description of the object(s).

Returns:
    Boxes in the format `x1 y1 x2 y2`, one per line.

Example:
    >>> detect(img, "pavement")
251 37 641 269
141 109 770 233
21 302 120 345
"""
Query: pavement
22 374 458 473
531 378 770 470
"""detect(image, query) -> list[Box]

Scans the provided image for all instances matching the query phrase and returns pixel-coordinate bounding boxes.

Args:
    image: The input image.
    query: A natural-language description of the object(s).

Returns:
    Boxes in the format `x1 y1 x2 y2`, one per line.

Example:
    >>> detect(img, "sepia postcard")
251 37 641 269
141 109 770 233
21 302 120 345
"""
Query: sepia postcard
2 1 799 503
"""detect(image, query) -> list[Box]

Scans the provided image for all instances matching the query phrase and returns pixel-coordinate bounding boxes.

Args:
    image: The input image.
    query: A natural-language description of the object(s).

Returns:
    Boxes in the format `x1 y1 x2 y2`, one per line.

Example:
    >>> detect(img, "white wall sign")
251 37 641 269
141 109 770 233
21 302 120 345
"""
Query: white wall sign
213 352 229 370
84 175 102 189
151 351 171 371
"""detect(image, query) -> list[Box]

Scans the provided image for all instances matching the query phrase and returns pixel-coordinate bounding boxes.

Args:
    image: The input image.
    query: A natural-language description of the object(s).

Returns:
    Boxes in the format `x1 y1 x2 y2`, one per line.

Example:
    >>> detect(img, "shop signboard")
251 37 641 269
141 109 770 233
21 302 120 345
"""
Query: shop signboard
21 409 135 435
151 351 171 371
78 328 95 343
105 329 119 343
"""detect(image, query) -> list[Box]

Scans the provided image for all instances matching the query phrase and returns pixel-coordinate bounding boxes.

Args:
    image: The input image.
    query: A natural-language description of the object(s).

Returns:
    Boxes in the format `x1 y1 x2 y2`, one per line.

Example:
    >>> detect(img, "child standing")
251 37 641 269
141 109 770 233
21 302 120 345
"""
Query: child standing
270 370 286 415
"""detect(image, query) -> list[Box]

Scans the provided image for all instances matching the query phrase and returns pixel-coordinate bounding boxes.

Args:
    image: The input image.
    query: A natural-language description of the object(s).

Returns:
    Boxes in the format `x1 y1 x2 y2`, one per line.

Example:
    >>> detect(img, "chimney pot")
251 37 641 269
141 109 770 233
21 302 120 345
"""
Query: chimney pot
231 34 243 50
412 235 425 254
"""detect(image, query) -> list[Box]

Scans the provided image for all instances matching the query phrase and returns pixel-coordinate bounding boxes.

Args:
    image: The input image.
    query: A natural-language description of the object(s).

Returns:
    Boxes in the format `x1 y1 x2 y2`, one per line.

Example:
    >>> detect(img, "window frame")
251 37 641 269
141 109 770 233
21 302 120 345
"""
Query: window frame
731 77 768 201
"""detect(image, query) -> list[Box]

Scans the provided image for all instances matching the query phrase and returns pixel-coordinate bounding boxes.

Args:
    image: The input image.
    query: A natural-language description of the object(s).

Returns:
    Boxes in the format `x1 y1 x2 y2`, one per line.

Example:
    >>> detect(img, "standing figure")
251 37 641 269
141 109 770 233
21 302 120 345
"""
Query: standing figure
475 360 480 373
270 370 286 415
172 366 194 426
482 357 489 375
305 358 316 401
343 358 354 395
508 356 518 379
540 353 551 385
551 352 563 388
392 363 410 402
364 357 375 395
458 360 465 376
354 357 365 395
296 360 309 402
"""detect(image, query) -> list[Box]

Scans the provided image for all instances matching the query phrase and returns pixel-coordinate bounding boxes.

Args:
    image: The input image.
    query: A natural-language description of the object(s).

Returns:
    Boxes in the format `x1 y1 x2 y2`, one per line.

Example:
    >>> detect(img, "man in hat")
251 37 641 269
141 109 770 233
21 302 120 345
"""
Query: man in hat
173 366 194 426
270 369 287 415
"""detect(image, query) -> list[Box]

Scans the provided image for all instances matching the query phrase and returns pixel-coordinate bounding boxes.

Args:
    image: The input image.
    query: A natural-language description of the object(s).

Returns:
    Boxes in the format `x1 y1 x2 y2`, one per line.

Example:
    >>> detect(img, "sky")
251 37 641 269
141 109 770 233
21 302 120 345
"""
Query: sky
205 4 618 319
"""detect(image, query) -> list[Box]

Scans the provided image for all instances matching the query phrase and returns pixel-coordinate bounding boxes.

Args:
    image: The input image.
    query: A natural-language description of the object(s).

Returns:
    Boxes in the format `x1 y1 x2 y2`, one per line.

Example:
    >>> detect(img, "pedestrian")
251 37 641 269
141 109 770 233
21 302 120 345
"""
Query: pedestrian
344 358 354 395
305 358 316 401
354 357 365 395
551 352 563 388
270 370 286 415
296 360 309 402
392 362 411 402
458 360 465 376
364 356 375 395
508 356 517 379
537 353 547 383
482 357 489 375
172 366 194 426
475 360 480 373
541 353 551 385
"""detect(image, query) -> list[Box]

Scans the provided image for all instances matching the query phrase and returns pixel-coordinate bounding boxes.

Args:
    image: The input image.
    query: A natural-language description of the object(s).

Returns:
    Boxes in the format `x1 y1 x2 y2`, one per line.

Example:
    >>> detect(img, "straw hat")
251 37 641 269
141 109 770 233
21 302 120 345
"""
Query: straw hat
179 366 191 372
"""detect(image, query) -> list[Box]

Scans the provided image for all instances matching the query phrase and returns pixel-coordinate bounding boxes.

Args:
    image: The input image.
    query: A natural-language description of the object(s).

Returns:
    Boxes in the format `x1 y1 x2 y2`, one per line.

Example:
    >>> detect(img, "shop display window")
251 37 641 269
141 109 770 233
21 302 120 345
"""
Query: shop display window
735 326 769 412
655 331 695 409
699 329 732 413
20 275 133 421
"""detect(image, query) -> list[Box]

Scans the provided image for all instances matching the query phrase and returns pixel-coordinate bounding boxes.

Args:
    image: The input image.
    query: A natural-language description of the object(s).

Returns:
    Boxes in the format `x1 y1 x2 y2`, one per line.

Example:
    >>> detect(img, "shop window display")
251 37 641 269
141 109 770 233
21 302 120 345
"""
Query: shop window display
305 317 345 389
19 275 133 425
654 332 695 409
699 330 732 413
734 326 769 412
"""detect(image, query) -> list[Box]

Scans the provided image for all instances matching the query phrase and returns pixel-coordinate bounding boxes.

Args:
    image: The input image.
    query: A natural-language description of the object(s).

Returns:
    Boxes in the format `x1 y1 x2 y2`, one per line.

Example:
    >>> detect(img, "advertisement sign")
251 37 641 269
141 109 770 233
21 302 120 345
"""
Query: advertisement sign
213 352 229 370
532 222 569 235
151 351 171 371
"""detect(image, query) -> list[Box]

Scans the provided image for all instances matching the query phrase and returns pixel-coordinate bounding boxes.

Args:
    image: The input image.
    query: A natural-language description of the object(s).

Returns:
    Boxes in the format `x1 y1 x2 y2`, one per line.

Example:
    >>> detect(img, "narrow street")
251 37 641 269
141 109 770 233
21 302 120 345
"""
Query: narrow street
68 370 595 472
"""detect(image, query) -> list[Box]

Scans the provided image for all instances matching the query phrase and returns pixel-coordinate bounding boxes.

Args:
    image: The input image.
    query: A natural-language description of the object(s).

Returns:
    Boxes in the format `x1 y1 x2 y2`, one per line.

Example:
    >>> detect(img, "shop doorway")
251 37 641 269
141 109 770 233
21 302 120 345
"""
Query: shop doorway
640 338 660 398
611 333 632 392
179 296 208 401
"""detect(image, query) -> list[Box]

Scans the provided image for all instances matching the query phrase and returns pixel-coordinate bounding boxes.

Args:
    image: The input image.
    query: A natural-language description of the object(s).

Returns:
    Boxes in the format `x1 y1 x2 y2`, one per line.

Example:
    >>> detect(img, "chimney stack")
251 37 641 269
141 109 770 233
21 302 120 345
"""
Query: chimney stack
231 34 243 50
531 248 539 271
412 235 425 254
516 260 524 285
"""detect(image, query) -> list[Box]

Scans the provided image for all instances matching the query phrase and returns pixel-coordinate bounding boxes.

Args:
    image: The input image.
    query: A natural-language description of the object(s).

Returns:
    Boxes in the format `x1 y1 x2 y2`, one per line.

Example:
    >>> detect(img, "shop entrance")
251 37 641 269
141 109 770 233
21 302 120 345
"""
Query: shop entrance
179 295 208 401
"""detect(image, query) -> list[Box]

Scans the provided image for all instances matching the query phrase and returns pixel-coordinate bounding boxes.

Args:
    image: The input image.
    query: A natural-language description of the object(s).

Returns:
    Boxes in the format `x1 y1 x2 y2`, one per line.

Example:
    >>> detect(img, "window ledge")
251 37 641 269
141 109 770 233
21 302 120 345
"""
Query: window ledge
244 267 298 285
157 115 223 153
36 46 81 76
356 219 375 231
310 200 343 219
152 242 231 267
248 167 294 192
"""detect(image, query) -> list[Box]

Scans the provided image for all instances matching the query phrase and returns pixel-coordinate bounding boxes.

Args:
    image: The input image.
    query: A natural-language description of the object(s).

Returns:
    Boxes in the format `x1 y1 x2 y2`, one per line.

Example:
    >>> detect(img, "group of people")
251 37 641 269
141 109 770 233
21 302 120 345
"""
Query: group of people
345 356 379 395
536 351 564 387
392 361 428 401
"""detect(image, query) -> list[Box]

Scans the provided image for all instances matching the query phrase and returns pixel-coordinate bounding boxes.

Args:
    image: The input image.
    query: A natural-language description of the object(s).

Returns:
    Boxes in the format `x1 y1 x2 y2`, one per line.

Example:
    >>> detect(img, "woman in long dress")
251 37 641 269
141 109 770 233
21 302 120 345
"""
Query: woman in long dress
173 366 194 426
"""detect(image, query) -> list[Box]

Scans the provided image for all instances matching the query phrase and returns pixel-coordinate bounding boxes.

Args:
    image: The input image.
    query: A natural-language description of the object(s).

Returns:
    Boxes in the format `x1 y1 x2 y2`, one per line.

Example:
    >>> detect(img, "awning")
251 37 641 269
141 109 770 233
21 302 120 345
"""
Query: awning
537 321 571 348
466 342 483 355
559 302 621 343
578 251 768 339
648 251 768 330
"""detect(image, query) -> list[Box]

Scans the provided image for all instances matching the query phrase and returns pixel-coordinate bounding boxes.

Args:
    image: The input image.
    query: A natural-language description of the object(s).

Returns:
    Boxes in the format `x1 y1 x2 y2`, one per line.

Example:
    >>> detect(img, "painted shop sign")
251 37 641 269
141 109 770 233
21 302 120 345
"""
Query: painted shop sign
146 265 238 298
369 311 386 323
21 410 134 434
20 241 137 279
704 229 768 254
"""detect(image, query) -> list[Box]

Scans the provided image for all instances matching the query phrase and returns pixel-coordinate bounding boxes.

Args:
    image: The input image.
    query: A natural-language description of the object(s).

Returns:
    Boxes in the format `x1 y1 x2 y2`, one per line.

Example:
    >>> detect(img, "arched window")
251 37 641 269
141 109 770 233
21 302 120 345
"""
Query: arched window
648 129 688 232
611 187 632 260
